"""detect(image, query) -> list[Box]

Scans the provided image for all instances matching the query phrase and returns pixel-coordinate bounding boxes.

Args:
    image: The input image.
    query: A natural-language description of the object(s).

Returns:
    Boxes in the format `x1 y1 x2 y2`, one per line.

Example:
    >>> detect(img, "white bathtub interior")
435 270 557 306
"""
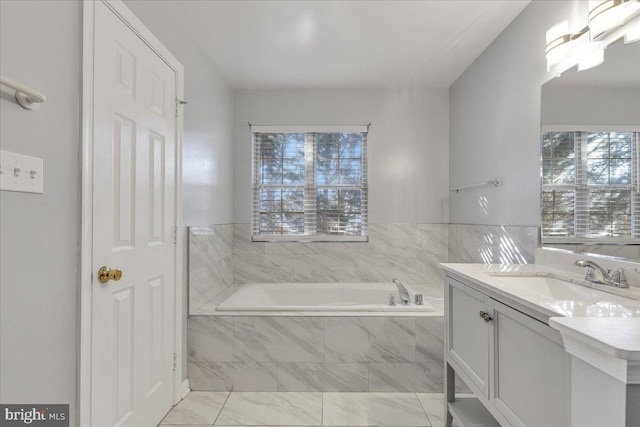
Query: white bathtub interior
216 282 435 312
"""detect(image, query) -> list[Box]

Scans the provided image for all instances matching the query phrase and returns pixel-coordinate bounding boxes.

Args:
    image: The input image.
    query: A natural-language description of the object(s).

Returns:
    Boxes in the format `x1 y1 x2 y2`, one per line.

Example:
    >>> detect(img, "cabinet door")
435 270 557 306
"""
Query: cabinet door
446 277 491 397
492 300 570 427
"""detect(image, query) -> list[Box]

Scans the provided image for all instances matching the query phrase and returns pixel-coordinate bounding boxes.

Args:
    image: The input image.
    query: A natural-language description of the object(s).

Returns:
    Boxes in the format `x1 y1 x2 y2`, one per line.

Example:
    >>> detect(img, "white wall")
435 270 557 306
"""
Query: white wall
233 88 450 224
0 0 81 420
124 0 234 378
542 85 640 127
125 0 234 226
449 0 589 226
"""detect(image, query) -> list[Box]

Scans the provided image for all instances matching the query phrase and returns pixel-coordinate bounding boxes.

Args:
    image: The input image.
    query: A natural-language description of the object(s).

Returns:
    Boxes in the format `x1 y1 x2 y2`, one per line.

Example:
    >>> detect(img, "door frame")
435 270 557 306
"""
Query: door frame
80 1 186 424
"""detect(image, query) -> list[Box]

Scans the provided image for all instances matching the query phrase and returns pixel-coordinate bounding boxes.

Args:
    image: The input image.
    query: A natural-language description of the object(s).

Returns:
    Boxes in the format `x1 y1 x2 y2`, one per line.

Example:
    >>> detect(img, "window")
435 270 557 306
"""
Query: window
251 126 368 241
541 129 640 242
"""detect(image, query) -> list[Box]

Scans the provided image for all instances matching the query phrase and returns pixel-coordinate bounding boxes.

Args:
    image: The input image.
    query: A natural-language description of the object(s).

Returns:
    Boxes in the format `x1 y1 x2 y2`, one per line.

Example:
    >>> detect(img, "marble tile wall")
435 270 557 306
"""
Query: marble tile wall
448 223 539 264
187 315 447 392
189 222 540 313
233 223 448 286
189 225 234 313
543 243 640 261
535 247 640 288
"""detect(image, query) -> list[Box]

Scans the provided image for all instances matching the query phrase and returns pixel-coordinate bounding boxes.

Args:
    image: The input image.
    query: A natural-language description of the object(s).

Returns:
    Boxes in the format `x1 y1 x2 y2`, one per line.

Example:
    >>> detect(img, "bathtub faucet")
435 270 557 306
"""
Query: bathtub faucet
392 278 410 305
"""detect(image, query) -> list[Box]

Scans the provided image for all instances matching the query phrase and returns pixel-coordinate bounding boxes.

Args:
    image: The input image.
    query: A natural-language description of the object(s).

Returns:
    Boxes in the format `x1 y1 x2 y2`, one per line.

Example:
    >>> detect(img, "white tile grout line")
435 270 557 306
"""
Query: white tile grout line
415 392 434 427
165 391 445 427
231 316 236 363
211 391 232 426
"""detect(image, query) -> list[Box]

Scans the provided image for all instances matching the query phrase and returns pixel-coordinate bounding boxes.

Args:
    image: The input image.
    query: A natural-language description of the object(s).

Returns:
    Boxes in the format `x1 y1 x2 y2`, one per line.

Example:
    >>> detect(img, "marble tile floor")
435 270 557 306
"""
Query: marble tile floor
159 391 460 427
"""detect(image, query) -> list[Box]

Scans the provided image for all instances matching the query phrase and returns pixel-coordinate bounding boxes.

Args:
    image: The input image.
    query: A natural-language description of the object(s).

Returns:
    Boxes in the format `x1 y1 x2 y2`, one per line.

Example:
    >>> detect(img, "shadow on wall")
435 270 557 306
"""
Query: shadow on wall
448 224 539 264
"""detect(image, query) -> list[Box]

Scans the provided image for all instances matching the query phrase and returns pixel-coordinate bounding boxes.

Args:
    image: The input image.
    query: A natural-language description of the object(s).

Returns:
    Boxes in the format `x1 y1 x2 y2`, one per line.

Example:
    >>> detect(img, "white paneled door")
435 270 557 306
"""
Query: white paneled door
91 2 176 426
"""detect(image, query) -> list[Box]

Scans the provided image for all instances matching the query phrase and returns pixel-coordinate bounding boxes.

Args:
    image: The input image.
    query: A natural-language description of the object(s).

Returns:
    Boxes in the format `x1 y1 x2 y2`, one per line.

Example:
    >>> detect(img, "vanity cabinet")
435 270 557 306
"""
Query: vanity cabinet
445 274 571 427
447 277 492 397
491 300 570 427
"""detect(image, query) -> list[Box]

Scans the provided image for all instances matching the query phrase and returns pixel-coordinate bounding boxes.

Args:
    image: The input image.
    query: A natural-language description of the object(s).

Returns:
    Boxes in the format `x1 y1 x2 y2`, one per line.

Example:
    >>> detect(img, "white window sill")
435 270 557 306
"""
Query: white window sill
542 238 640 245
251 235 369 243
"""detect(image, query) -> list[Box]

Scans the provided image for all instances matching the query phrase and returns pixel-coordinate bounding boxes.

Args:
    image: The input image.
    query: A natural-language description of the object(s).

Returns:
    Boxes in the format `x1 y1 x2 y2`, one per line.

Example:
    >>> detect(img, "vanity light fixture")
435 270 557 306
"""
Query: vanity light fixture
572 27 607 71
577 48 605 71
624 16 640 42
545 23 594 74
546 0 640 76
588 0 640 40
545 21 573 72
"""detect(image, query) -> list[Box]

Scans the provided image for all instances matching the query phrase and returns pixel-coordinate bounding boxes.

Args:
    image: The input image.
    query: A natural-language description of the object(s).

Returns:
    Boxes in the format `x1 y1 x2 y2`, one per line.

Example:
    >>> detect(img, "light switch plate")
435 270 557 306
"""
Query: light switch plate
0 150 44 194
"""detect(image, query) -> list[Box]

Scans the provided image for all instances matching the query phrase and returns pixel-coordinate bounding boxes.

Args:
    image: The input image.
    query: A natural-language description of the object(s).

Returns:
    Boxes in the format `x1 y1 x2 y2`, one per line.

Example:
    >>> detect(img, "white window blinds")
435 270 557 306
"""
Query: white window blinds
251 126 368 242
541 130 640 242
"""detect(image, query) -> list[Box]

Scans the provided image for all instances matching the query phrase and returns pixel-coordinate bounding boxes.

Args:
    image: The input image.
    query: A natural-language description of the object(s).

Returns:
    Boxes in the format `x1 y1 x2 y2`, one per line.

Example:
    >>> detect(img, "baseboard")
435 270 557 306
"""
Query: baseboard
181 378 190 399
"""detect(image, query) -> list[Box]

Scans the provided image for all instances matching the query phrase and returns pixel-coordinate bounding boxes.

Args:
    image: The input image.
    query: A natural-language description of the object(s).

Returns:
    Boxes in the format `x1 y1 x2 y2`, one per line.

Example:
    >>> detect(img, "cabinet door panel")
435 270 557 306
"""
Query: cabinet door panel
493 300 570 427
447 277 490 396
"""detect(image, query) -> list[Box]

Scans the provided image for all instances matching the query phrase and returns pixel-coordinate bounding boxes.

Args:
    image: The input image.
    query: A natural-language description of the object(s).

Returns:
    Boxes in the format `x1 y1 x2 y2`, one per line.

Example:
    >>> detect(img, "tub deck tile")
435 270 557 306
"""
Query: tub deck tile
324 317 416 363
188 361 277 392
277 362 369 392
368 363 443 393
415 317 445 365
187 317 234 362
234 317 324 362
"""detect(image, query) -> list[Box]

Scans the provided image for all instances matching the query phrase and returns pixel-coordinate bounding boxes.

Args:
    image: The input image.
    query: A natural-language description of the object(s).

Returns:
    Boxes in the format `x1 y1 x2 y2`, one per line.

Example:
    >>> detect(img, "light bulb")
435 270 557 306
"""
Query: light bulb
578 49 605 70
624 17 640 42
546 21 571 72
546 21 570 47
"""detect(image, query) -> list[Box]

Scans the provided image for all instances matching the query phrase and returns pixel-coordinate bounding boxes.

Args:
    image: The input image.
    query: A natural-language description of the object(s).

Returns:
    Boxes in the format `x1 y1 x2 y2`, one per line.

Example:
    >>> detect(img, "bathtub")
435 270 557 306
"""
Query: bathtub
216 281 435 312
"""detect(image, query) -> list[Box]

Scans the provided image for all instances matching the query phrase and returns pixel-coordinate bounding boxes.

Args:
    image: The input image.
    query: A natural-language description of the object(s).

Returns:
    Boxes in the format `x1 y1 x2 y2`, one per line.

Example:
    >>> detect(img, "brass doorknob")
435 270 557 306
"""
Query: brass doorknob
98 266 123 283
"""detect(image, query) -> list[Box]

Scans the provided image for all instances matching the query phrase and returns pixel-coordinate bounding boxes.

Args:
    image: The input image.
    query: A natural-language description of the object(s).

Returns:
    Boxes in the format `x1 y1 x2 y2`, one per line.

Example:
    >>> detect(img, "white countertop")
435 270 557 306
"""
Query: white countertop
441 263 640 318
442 263 640 363
549 317 640 361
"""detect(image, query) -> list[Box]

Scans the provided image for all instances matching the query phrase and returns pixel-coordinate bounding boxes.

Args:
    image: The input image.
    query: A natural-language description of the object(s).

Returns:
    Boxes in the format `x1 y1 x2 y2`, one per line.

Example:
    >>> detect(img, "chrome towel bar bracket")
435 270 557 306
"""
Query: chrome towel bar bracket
0 75 47 110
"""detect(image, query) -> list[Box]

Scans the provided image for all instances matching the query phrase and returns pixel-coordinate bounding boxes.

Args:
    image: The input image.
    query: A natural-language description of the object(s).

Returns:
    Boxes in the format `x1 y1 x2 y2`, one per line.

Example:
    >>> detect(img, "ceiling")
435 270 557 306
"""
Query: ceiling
156 0 529 89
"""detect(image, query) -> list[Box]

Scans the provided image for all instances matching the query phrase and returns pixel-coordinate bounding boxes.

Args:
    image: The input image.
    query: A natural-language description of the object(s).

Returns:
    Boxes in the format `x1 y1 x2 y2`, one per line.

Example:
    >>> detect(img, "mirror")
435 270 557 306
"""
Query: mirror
540 40 640 260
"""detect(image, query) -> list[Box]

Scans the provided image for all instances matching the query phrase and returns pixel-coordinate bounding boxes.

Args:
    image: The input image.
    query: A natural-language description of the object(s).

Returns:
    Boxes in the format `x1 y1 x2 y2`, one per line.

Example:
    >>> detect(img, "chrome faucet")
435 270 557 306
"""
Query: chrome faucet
392 278 410 305
574 259 610 284
610 267 636 288
574 260 635 288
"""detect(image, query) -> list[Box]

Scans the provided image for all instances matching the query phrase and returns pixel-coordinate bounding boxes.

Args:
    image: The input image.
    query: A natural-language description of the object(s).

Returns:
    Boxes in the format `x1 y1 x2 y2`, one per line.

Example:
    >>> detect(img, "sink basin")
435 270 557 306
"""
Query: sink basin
486 273 640 317
488 275 628 301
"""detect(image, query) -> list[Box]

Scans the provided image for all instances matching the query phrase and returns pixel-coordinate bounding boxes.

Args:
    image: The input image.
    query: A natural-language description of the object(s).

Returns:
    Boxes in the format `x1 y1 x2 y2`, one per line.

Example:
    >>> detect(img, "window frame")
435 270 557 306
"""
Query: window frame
540 125 640 244
251 125 369 242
